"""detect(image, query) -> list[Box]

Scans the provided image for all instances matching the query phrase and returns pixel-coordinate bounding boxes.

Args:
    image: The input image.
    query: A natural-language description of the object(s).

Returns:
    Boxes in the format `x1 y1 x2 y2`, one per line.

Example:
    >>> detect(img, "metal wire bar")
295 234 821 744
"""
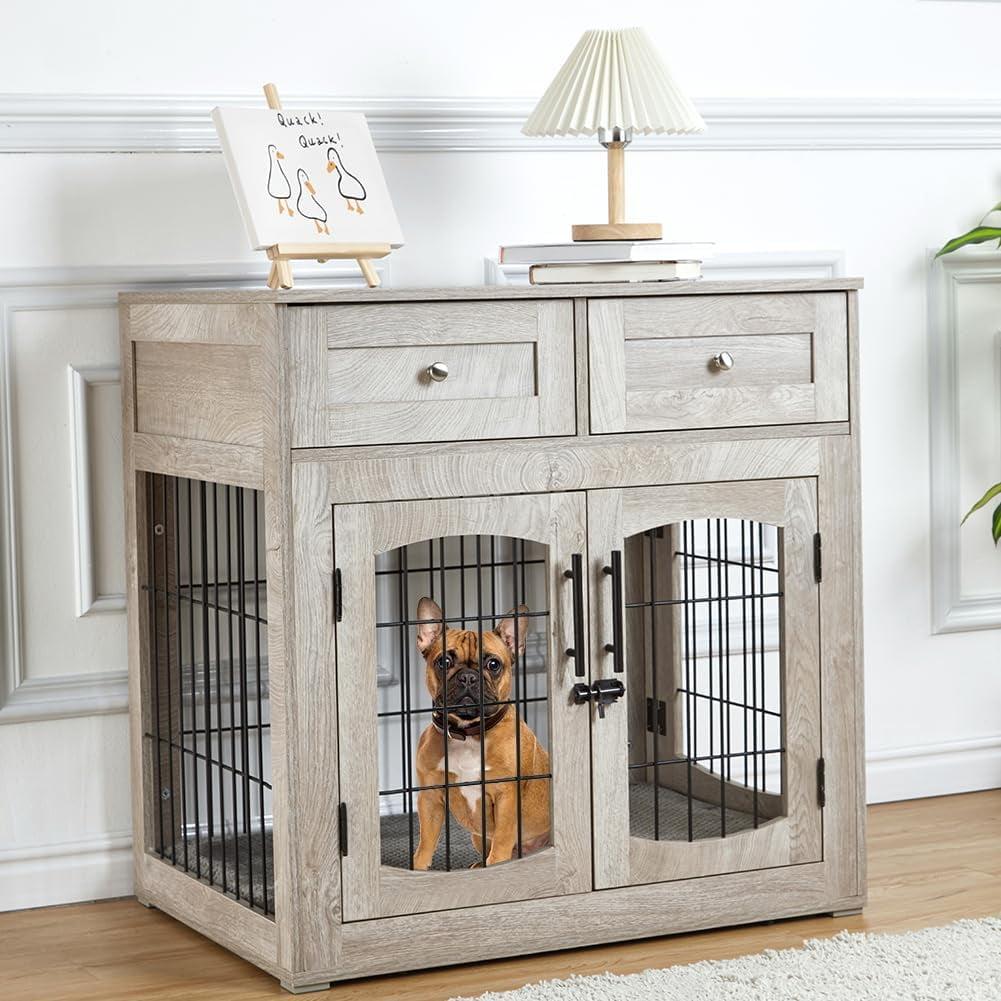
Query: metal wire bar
674 552 779 574
143 734 274 789
625 593 783 610
674 690 781 718
628 748 783 769
151 591 266 625
142 473 273 916
174 476 188 872
375 557 546 577
378 771 553 797
199 481 214 883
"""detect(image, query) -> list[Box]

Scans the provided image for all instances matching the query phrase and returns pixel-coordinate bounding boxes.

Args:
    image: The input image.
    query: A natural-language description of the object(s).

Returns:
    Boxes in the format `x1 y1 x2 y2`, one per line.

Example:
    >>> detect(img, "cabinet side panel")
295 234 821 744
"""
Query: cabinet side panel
819 433 864 903
121 304 150 890
134 341 263 446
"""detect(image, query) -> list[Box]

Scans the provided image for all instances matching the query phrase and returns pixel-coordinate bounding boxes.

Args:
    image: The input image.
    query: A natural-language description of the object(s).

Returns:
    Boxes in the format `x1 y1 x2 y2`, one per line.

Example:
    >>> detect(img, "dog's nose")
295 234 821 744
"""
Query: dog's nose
455 669 479 692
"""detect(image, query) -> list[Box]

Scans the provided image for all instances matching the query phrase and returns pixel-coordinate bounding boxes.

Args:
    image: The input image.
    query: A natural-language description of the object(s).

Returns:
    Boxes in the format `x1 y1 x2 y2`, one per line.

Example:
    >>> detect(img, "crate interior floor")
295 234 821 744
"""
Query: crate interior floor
161 782 769 902
378 780 764 871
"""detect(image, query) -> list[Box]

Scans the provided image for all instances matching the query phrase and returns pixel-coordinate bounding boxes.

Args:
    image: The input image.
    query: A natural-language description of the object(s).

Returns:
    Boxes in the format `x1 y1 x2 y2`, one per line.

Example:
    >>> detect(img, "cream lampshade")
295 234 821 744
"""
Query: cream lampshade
522 27 705 242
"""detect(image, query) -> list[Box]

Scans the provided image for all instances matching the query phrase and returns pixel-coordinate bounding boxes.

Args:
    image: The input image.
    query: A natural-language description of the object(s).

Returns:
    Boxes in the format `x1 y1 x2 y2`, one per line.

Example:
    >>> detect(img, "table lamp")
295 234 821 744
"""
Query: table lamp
522 27 705 242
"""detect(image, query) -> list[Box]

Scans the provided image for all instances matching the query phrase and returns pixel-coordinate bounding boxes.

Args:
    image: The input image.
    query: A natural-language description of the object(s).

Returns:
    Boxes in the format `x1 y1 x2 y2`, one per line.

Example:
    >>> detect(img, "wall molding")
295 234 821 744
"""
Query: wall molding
0 260 381 726
866 733 1001 803
929 252 1001 633
69 363 124 616
6 95 1001 153
0 828 133 911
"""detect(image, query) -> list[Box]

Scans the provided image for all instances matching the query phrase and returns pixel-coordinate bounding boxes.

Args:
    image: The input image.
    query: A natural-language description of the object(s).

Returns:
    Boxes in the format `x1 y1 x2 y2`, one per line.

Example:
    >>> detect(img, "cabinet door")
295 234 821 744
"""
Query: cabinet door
335 491 591 920
588 479 822 889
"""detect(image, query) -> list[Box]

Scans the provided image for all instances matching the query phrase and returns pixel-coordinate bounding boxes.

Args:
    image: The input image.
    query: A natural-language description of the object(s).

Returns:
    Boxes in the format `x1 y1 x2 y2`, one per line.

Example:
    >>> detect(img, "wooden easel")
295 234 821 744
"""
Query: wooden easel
262 83 390 290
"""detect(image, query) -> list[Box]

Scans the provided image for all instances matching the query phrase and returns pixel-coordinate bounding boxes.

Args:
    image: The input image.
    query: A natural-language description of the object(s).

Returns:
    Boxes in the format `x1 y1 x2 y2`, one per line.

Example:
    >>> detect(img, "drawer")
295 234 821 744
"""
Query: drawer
289 300 575 447
588 293 849 433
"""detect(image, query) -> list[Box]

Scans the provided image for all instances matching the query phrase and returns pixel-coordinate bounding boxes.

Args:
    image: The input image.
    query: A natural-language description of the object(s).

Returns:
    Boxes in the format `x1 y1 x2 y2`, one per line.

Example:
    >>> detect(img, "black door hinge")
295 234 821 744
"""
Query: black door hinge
817 757 826 808
333 568 343 622
813 532 823 584
646 697 667 736
338 802 348 856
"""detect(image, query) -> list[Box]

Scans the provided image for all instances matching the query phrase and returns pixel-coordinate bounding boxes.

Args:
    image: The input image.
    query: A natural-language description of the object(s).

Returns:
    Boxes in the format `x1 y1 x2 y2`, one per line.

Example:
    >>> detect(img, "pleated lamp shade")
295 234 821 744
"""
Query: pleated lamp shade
522 27 705 138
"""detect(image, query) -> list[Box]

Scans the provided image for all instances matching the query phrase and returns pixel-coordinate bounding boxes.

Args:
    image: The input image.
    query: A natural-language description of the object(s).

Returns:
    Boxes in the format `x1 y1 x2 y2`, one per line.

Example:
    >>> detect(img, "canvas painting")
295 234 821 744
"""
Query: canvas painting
211 106 404 251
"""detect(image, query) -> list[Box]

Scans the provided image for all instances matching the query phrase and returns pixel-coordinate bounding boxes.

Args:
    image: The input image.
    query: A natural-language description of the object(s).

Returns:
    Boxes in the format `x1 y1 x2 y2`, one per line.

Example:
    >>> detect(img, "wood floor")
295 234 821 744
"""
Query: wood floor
3 791 999 1001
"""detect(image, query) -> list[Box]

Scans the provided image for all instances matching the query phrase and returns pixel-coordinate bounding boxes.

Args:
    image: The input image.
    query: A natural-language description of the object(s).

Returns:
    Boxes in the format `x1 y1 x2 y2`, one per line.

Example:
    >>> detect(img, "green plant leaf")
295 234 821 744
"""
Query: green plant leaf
935 227 1001 258
993 502 1001 546
962 481 1001 523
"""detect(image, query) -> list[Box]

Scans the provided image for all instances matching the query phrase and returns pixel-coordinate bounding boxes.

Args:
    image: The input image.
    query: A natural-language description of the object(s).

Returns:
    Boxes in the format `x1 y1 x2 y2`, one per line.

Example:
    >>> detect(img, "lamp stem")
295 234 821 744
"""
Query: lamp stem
607 142 625 224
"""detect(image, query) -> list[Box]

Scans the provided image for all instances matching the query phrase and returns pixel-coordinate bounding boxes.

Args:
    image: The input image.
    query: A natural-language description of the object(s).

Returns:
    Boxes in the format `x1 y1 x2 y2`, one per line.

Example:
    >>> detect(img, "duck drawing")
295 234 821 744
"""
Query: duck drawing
266 144 293 216
326 146 367 214
295 168 330 235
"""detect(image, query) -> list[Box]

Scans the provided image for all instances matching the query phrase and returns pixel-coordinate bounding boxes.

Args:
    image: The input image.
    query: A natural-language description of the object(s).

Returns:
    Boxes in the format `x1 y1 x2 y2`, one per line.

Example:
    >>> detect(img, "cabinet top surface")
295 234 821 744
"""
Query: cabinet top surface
120 277 863 306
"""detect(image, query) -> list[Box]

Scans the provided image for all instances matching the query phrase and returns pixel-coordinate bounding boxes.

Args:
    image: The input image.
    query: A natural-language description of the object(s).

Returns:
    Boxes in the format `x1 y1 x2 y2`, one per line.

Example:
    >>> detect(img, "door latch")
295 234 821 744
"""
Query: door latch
572 678 626 718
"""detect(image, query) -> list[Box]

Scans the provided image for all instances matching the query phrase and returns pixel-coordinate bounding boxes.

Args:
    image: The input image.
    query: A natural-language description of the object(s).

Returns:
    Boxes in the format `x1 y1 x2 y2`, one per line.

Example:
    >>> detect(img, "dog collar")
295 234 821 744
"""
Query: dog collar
431 704 509 741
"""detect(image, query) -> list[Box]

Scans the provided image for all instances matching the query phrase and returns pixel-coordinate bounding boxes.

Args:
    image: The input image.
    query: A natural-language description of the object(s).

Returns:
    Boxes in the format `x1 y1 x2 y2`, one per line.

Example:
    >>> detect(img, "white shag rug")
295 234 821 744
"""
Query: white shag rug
452 917 1001 1001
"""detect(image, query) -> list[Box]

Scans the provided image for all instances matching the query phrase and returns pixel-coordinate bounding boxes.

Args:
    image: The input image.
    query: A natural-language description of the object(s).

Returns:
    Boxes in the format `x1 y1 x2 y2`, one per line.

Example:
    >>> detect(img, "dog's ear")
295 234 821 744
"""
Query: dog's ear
416 596 444 654
494 605 529 657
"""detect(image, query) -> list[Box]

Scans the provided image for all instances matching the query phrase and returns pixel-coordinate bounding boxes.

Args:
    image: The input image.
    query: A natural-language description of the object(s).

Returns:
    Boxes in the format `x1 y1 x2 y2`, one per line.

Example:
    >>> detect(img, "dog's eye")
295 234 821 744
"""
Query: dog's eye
485 657 502 674
435 653 454 672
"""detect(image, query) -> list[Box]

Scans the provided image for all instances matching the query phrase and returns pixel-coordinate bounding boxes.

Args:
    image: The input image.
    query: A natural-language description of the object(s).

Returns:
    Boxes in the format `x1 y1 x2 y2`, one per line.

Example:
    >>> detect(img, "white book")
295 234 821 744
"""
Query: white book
529 260 702 285
500 240 713 265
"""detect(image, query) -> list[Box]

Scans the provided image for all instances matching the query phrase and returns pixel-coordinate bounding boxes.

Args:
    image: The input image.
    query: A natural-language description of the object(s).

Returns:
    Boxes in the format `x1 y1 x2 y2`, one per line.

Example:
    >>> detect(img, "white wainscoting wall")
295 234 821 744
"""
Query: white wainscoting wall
1 0 1001 911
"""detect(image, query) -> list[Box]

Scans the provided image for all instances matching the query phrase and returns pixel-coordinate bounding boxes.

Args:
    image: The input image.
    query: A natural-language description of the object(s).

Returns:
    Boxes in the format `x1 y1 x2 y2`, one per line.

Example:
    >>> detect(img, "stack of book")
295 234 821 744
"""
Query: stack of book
498 241 714 285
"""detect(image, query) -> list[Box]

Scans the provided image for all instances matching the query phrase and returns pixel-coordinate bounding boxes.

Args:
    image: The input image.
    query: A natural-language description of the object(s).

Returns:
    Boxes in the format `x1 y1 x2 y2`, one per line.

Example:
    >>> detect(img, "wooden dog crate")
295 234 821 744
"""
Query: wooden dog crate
120 279 865 994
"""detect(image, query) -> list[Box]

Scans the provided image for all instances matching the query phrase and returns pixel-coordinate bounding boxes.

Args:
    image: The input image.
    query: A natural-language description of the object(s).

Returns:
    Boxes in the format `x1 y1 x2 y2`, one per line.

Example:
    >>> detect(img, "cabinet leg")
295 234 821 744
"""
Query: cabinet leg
136 896 155 910
831 907 863 918
280 981 332 995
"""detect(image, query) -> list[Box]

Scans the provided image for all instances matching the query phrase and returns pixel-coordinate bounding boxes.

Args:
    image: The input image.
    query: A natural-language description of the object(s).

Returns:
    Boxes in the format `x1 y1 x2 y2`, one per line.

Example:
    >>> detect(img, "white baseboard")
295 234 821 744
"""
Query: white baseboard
865 735 1001 803
0 831 133 911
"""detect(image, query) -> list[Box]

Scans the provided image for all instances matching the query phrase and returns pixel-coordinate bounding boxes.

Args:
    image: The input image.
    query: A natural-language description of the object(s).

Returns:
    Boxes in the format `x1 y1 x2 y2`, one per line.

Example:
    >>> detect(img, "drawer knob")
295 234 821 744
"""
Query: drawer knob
712 351 734 372
426 361 449 382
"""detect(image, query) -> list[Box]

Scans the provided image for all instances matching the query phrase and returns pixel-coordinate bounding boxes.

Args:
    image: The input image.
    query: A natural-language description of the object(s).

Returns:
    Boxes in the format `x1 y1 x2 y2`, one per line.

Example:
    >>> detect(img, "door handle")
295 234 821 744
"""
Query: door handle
572 678 626 718
602 550 624 674
564 553 586 677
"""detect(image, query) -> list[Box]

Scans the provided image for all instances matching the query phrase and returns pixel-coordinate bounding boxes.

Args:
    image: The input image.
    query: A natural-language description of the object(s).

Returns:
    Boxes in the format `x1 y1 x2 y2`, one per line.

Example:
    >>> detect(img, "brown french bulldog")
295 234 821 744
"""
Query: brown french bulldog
411 596 551 869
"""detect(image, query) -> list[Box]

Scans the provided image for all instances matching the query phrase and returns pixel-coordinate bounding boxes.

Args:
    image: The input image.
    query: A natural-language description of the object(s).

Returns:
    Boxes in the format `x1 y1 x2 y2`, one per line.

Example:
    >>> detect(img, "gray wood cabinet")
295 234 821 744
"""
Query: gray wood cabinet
120 278 865 994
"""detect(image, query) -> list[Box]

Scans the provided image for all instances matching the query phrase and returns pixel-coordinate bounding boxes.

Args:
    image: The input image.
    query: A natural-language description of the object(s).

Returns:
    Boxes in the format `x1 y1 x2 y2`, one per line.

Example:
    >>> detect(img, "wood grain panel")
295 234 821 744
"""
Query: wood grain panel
624 334 812 390
128 303 275 345
819 433 865 903
813 292 850 421
589 293 849 434
119 276 863 308
290 301 574 446
327 342 535 404
624 384 818 431
320 300 548 347
134 341 262 446
325 396 544 446
139 856 279 976
617 293 818 339
308 433 825 506
131 433 262 489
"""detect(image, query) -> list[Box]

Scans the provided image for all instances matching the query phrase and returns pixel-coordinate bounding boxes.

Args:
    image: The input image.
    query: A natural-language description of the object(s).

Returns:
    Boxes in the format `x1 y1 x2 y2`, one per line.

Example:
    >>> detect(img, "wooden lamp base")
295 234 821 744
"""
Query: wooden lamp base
572 141 661 243
572 222 662 242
